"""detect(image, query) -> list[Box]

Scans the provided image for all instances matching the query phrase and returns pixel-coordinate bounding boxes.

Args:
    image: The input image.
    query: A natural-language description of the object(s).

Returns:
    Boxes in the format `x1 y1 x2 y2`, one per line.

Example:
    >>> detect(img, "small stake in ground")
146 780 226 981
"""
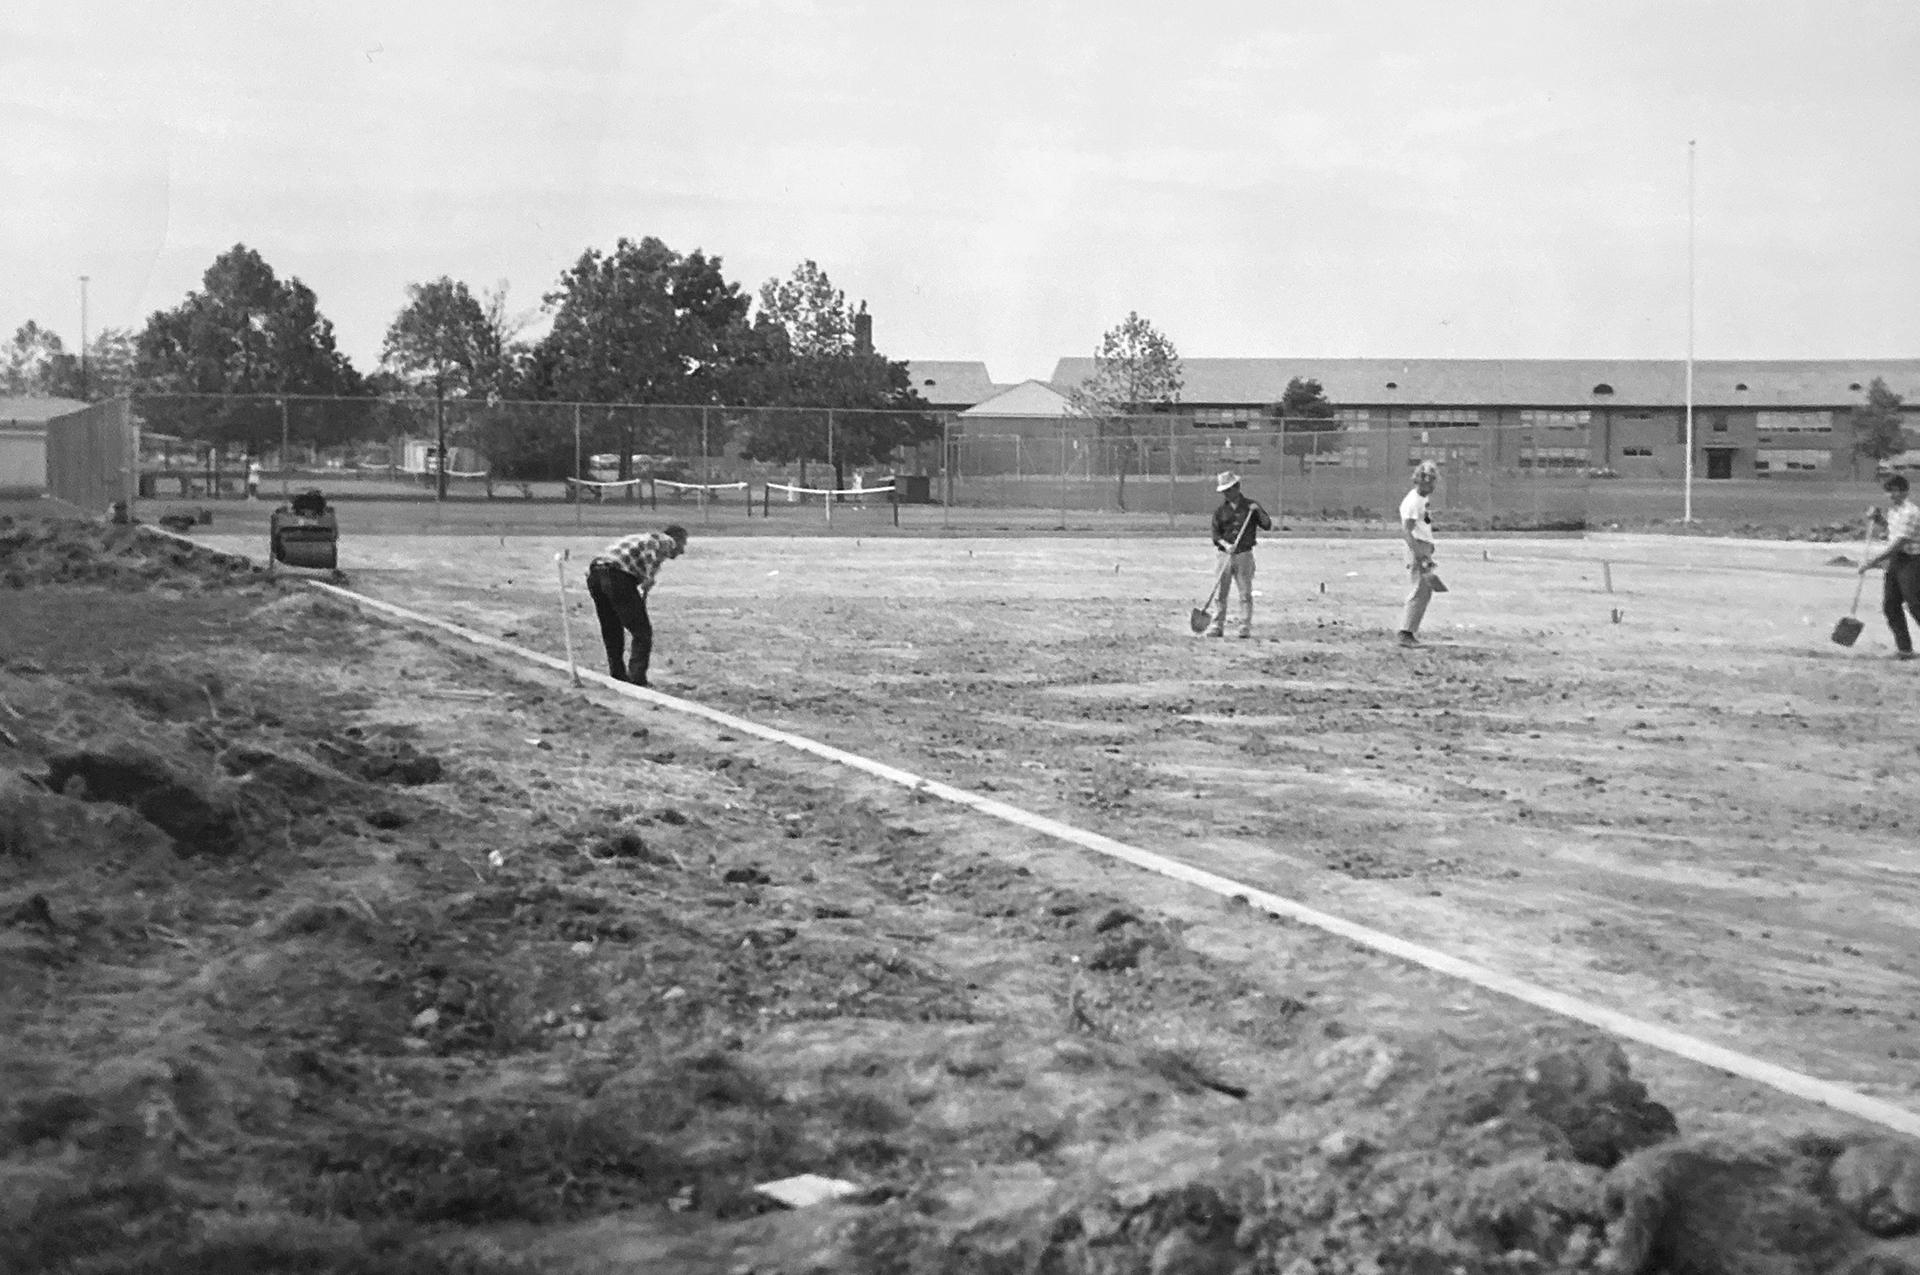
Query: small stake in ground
1603 560 1614 593
553 548 582 687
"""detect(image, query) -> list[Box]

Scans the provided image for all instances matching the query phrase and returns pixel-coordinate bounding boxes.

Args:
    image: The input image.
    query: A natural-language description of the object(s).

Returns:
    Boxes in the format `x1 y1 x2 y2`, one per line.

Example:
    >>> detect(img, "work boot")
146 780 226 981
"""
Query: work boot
1236 629 1252 639
1203 627 1224 639
1397 630 1421 648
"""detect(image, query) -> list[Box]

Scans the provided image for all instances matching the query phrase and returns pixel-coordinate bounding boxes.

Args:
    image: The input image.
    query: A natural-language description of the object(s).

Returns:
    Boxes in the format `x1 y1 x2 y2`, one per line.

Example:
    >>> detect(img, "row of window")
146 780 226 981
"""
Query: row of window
1192 408 1843 431
1754 449 1831 471
1518 409 1593 429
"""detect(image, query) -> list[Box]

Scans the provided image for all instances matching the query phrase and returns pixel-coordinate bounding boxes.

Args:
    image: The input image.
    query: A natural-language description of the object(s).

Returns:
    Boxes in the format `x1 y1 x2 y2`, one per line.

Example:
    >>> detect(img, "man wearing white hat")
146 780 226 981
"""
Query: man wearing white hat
1205 471 1272 638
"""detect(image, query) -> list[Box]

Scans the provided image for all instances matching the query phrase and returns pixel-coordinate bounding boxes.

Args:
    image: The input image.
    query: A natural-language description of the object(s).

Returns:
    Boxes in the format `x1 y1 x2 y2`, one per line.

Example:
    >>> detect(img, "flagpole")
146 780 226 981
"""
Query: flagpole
1684 140 1696 524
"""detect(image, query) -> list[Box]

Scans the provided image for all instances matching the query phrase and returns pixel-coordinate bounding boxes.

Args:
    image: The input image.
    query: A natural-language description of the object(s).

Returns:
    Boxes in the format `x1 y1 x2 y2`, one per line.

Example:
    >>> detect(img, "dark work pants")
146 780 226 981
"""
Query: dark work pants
1883 557 1920 654
586 562 652 684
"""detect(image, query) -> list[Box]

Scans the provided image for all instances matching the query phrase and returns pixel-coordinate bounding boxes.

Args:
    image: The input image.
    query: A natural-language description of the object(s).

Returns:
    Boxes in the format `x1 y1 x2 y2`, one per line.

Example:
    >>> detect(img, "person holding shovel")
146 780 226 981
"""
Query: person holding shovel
587 524 688 685
1205 472 1272 639
1860 474 1920 660
1397 461 1443 649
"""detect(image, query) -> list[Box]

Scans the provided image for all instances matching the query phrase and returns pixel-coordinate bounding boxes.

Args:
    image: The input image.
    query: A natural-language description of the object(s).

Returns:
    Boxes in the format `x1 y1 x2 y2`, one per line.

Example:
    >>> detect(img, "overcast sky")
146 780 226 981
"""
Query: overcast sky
5 0 1917 385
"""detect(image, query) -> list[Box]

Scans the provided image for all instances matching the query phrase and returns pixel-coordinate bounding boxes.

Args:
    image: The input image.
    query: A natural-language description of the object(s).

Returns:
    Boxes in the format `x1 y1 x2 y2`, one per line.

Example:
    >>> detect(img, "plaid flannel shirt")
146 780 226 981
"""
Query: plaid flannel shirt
1888 501 1920 557
595 531 676 594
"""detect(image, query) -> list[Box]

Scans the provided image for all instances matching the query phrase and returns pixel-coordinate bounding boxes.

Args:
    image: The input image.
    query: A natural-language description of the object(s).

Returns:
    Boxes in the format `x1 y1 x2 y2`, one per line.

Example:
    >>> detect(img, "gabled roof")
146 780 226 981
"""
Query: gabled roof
1047 358 1920 410
904 361 1004 408
961 379 1075 417
0 395 88 426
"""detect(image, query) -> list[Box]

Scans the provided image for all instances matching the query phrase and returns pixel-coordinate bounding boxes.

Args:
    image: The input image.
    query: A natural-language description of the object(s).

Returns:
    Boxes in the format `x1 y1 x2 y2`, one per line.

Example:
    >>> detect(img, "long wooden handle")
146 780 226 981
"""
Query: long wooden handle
1853 516 1876 615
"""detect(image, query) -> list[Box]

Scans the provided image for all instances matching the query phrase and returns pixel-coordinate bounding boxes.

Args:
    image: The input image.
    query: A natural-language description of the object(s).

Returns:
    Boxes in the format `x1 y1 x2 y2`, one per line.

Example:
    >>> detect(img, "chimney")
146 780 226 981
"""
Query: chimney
853 302 872 355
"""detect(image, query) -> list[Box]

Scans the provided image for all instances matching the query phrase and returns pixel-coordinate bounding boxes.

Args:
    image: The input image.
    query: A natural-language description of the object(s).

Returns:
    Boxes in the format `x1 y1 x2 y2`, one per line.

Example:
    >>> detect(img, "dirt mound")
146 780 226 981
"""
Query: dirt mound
0 516 266 590
45 750 247 858
840 1033 1677 1273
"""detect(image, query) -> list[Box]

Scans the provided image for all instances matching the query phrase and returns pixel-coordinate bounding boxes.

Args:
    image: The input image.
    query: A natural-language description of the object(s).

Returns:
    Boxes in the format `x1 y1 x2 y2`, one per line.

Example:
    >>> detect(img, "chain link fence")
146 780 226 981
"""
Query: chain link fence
95 393 1886 533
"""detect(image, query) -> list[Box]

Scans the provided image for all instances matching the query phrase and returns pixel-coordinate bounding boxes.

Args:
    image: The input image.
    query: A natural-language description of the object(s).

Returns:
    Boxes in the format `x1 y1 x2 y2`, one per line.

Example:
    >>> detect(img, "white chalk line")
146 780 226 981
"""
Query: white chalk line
122 526 1920 1138
297 579 1920 1139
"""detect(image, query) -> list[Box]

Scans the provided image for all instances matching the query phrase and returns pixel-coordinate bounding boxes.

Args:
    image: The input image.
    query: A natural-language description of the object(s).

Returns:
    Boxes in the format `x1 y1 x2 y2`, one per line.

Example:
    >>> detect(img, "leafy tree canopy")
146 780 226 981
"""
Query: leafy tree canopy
756 259 855 359
1853 376 1911 463
529 236 752 407
135 244 364 399
3 322 79 398
1068 311 1184 419
381 277 491 399
1279 376 1336 419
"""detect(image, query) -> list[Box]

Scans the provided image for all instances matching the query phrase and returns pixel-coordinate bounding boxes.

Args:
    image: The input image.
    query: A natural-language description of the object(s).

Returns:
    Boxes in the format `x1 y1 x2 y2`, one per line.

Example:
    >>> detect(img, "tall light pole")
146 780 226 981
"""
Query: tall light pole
1684 141 1696 524
78 275 90 399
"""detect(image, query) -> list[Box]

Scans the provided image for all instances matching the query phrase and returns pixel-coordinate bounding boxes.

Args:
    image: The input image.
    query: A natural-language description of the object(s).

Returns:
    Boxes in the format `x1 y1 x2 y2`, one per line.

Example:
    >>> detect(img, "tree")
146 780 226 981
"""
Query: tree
731 262 933 489
135 244 365 451
1066 312 1184 511
528 237 753 478
756 260 855 358
83 328 139 399
382 277 490 400
1276 375 1340 457
3 322 80 398
731 349 931 489
1853 377 1910 468
383 277 502 497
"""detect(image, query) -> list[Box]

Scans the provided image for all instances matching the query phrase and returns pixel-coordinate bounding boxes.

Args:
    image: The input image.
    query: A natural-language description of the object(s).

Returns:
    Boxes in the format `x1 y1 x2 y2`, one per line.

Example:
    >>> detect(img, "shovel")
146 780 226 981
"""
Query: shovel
1832 517 1875 647
1190 504 1260 633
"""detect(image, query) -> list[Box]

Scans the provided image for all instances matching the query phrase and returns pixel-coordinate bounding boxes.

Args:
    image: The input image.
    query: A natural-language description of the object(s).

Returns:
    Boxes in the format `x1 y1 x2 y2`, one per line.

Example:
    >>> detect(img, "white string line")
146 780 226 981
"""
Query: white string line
765 482 896 497
278 565 1920 1139
652 479 748 492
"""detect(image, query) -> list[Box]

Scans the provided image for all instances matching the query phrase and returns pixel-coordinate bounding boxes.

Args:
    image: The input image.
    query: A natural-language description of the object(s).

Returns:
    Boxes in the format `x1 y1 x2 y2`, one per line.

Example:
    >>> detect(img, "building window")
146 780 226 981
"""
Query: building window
1754 449 1831 472
1519 409 1591 429
1621 446 1653 457
1334 408 1370 430
1519 446 1588 469
1305 445 1370 469
1409 409 1480 426
1755 411 1832 434
1195 407 1260 428
1711 413 1728 433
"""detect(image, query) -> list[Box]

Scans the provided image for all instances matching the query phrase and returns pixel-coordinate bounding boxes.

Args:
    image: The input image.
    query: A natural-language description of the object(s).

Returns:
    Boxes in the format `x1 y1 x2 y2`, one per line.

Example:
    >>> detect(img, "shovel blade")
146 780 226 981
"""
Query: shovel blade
1831 616 1864 647
1190 607 1214 634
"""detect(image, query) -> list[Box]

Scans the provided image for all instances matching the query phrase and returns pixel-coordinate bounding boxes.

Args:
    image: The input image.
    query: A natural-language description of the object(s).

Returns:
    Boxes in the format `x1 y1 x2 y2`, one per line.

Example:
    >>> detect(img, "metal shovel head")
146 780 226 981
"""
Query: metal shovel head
1189 606 1213 634
1831 615 1865 647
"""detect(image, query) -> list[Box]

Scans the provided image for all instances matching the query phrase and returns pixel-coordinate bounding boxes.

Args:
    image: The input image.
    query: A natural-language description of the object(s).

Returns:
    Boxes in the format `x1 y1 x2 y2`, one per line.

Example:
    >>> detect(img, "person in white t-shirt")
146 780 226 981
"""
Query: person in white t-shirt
1397 461 1440 648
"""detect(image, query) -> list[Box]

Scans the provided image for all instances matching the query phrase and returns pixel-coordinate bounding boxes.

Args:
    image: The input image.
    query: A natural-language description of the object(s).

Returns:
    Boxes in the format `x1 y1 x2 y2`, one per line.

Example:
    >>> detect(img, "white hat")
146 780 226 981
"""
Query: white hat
1412 461 1439 481
1215 470 1242 492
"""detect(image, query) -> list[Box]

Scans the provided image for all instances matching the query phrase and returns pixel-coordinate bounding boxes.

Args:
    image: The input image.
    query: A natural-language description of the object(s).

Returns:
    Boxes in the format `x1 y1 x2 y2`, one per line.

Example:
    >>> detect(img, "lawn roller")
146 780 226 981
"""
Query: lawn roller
270 488 339 570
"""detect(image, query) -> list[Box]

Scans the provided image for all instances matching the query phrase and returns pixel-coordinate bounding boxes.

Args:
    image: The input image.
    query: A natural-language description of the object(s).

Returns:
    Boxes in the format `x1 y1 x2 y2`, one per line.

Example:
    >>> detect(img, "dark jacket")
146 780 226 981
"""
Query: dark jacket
1211 497 1272 553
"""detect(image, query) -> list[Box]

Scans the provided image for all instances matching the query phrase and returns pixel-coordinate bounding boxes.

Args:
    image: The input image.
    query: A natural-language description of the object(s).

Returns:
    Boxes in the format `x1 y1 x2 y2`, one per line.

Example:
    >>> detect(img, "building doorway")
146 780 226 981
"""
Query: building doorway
1705 448 1736 480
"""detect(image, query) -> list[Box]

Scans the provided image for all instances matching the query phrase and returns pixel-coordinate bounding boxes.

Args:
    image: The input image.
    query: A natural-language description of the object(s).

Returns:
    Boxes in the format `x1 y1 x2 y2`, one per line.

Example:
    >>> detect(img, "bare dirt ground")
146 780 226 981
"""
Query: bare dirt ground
7 515 1919 1274
250 525 1920 1115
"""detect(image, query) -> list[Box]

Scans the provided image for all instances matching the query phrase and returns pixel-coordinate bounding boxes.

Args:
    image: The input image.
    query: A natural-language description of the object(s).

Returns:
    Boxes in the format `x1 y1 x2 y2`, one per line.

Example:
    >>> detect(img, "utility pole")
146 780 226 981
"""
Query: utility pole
78 276 90 399
1684 140 1696 524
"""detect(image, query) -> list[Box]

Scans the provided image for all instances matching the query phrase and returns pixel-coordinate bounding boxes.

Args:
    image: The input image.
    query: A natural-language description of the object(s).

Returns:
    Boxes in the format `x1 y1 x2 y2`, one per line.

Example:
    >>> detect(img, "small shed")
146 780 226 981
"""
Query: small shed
0 396 89 495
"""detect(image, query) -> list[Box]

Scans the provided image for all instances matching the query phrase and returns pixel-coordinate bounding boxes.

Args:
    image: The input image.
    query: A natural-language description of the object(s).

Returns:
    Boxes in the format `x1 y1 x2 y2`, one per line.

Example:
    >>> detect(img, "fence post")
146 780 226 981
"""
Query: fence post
1167 415 1176 528
572 403 582 526
279 397 290 500
941 415 951 529
701 406 711 527
1060 422 1069 530
825 409 834 527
